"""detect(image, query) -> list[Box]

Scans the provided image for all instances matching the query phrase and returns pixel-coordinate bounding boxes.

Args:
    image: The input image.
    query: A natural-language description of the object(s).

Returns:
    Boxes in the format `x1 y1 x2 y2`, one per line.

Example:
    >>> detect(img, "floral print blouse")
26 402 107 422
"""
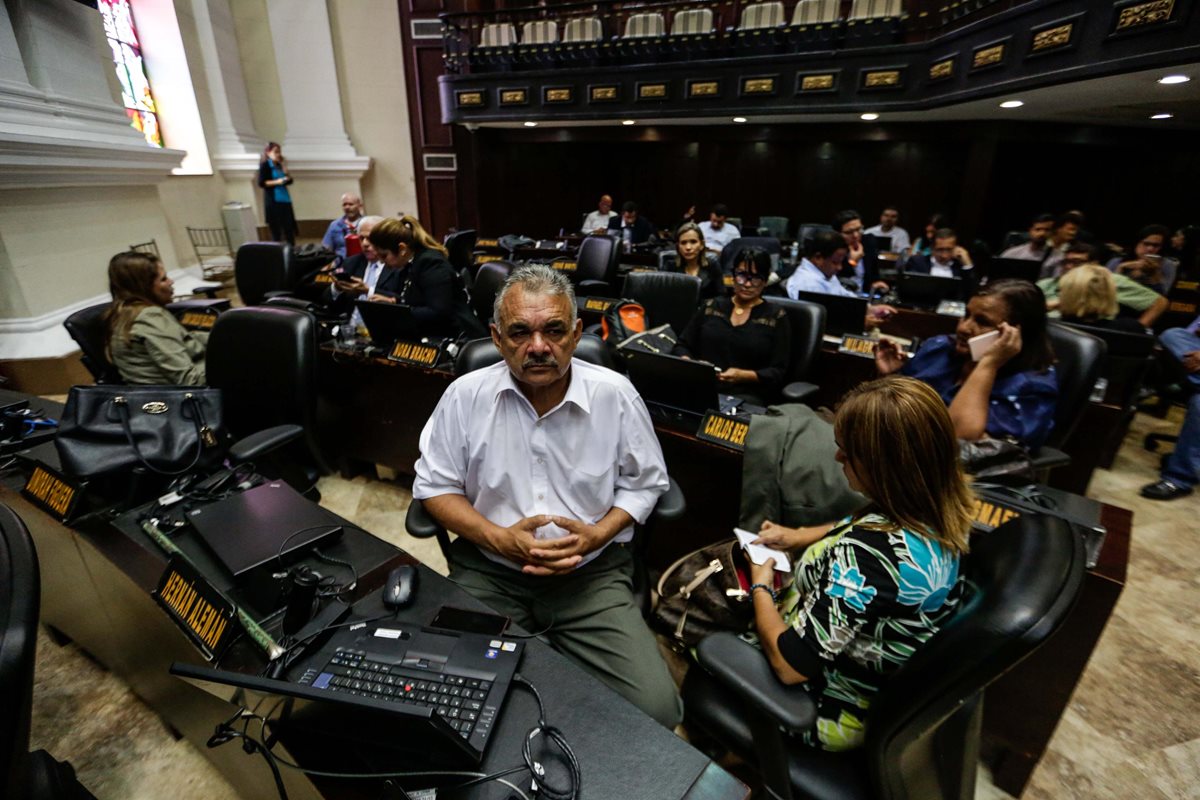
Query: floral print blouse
774 513 964 751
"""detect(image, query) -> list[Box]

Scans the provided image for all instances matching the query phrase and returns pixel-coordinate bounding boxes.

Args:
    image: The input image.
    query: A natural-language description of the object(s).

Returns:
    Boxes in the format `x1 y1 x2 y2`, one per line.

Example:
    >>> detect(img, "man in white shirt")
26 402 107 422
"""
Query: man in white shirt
413 265 681 728
697 203 740 253
785 230 895 327
863 206 911 255
580 194 616 234
999 213 1055 263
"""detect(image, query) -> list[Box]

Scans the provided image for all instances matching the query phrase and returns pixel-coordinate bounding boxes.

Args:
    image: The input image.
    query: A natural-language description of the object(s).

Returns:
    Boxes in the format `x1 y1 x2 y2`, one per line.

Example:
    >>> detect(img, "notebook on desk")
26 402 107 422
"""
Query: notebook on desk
792 290 868 338
623 349 743 418
896 272 964 309
355 300 420 347
171 620 524 765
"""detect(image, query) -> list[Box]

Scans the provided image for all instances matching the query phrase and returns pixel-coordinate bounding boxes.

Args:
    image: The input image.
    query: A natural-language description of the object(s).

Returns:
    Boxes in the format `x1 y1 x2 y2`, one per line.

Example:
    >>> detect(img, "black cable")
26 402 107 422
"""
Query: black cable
513 674 580 800
311 547 359 597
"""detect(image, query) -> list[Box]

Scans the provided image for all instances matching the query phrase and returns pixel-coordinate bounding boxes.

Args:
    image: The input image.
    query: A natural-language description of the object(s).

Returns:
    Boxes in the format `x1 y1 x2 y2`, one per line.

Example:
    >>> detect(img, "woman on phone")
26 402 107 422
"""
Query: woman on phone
746 377 974 751
258 141 297 245
875 279 1058 448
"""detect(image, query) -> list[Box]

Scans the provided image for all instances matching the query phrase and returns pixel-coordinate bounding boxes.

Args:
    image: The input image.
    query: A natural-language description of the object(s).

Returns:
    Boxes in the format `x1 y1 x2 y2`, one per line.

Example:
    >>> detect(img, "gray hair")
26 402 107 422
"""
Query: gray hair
493 264 577 327
357 214 384 233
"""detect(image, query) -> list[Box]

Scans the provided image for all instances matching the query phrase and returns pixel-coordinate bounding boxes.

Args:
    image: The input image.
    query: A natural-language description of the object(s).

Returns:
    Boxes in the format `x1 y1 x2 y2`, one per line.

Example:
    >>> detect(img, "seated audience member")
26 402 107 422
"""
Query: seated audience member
1057 265 1146 333
413 265 681 728
697 203 741 253
608 201 656 246
366 216 484 338
905 227 974 279
999 213 1056 263
1141 315 1200 500
666 222 724 300
876 279 1059 448
834 209 887 291
910 213 949 258
581 194 617 234
328 216 397 317
1107 224 1175 293
1039 243 1167 329
864 205 911 255
1168 225 1200 279
784 230 896 328
674 249 791 405
105 251 206 385
746 376 972 751
321 193 364 259
1039 211 1085 278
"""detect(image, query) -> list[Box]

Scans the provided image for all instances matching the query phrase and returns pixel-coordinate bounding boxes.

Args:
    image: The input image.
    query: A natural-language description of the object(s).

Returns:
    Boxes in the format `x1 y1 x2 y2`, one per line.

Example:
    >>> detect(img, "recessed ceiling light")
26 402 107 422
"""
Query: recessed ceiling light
860 113 879 121
732 116 747 123
622 119 636 126
1150 113 1174 120
523 121 537 127
1158 75 1190 85
999 100 1024 109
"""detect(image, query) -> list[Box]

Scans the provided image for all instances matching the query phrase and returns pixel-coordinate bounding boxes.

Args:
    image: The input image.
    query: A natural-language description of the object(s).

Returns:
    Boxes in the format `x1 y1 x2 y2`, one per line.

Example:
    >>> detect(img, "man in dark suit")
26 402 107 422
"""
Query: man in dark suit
905 227 974 279
834 209 889 292
608 201 656 246
326 215 403 317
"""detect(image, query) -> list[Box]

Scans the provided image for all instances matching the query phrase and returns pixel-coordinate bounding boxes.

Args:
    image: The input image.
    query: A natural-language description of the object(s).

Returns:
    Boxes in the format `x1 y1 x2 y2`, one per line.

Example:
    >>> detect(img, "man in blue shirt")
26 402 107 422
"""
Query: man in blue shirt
785 230 895 328
322 193 365 259
1142 315 1200 500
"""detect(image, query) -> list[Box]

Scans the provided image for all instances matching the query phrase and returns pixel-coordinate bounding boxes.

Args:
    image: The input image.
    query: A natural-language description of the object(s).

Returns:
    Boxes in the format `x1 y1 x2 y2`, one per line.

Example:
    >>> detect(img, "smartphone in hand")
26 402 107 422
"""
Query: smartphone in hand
968 330 1001 361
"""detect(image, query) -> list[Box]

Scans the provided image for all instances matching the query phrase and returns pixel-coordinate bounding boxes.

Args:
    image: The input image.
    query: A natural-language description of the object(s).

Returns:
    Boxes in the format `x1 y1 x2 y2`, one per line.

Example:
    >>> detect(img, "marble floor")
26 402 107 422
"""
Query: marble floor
27 409 1200 799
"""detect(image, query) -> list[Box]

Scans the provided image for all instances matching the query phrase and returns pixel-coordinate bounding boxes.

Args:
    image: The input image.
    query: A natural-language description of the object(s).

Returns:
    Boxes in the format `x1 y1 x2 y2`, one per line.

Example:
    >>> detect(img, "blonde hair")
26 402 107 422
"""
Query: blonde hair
674 222 706 269
368 215 448 258
835 377 974 554
1058 263 1118 321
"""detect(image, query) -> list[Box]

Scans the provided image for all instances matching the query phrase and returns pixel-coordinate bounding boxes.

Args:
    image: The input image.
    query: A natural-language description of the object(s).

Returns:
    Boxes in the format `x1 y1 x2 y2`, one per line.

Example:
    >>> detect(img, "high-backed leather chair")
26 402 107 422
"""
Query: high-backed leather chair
1063 322 1155 466
1 503 97 800
234 242 298 306
682 513 1085 800
63 303 122 384
205 306 329 490
1030 323 1107 472
764 296 826 402
444 229 478 287
575 236 621 296
621 271 700 335
720 237 783 274
470 260 513 325
758 216 790 239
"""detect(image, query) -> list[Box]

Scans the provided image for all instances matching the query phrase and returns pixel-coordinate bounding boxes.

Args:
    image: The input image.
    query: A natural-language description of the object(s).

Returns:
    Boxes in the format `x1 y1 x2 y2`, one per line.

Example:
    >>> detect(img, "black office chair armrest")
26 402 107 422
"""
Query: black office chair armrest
652 477 686 522
780 381 819 403
1029 447 1071 470
583 322 602 337
405 497 443 539
577 279 613 297
695 632 817 734
263 295 314 311
191 283 223 298
227 424 303 464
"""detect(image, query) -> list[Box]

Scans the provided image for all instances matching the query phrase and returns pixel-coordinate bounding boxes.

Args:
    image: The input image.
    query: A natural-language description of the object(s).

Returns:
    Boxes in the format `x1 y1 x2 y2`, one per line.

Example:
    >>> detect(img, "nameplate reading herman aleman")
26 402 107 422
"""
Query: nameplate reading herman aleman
154 555 236 661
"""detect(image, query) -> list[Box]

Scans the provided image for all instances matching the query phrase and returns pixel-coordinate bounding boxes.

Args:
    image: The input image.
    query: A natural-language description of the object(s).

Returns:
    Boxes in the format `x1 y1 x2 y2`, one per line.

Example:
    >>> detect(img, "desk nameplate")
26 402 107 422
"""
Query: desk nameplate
178 311 218 330
388 339 441 368
838 333 879 358
154 554 236 661
696 412 749 451
580 297 615 313
22 462 83 522
551 260 577 273
313 272 335 285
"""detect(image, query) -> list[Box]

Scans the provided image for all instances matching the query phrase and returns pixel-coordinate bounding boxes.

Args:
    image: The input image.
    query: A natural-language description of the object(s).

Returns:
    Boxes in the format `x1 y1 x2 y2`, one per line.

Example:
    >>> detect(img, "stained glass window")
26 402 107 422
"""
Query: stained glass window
98 0 163 148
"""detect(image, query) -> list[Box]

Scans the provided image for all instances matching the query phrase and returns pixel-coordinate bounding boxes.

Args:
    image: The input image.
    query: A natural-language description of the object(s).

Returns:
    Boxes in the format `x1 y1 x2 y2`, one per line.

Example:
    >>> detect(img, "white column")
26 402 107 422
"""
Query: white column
189 0 262 178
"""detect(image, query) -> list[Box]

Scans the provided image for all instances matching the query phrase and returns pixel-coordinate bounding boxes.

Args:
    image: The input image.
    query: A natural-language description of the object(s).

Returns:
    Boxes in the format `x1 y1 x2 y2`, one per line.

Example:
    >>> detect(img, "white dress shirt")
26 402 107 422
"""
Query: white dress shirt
864 224 911 254
582 210 616 233
413 359 669 570
698 220 741 253
785 259 857 300
927 258 956 279
332 260 385 329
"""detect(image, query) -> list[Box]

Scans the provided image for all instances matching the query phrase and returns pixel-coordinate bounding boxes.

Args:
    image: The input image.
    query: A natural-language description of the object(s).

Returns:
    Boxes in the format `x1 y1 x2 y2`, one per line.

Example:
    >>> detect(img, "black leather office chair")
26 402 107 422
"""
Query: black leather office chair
234 242 298 306
720 237 783 274
764 296 826 403
797 223 835 253
1 503 97 800
445 229 478 288
205 306 329 493
682 513 1085 800
621 271 701 335
575 235 621 296
62 303 123 384
1030 323 1107 473
470 261 513 326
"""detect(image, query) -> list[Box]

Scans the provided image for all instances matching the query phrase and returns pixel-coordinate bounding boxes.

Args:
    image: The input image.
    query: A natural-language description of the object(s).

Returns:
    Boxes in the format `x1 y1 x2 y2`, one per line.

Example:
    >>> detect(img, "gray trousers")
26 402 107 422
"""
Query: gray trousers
448 538 683 729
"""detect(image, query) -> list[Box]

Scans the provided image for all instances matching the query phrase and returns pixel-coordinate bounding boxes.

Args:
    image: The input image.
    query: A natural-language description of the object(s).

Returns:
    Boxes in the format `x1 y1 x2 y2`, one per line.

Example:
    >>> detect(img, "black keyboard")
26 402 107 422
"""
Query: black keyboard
305 648 496 740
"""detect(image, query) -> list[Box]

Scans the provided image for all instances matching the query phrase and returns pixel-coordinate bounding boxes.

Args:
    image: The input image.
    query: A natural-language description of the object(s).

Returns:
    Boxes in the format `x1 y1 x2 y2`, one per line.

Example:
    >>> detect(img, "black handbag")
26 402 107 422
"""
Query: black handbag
958 436 1035 481
55 385 225 479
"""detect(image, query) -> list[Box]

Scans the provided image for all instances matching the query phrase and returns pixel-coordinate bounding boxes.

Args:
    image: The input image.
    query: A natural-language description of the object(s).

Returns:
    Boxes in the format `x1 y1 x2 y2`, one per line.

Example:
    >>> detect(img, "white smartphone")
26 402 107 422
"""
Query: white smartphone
968 330 1001 361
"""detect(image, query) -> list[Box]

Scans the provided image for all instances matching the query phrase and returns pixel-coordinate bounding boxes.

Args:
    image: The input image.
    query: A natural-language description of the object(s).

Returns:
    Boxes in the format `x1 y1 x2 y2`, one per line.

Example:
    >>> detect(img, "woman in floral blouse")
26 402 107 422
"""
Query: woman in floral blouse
747 376 975 751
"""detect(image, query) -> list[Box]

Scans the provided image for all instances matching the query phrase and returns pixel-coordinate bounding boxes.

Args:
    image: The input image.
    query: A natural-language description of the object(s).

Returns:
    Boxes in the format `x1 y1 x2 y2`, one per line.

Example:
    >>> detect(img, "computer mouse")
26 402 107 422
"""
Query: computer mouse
383 564 418 609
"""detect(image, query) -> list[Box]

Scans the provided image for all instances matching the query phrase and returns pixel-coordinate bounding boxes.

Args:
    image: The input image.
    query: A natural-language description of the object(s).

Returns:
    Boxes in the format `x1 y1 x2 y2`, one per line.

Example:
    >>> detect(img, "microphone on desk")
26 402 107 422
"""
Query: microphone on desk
282 565 319 636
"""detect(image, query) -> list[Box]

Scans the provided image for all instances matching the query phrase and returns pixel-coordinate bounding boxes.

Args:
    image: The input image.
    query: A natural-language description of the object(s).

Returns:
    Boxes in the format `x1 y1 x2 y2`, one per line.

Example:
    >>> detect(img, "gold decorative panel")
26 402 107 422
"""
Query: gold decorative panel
801 74 834 91
1116 0 1174 29
929 59 954 80
544 88 572 103
972 44 1005 68
864 70 900 87
639 83 667 99
689 81 719 97
500 89 527 105
456 91 483 107
590 86 618 101
1032 24 1073 51
743 78 775 94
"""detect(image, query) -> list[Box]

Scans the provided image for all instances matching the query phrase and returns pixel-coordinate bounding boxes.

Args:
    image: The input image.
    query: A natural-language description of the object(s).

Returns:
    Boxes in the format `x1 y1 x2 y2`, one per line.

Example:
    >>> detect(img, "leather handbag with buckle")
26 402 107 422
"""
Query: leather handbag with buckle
55 385 225 479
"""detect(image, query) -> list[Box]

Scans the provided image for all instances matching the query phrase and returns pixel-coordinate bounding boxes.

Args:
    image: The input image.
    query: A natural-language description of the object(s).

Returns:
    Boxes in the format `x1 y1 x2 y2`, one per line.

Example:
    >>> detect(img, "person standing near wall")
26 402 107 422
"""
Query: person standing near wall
258 142 297 245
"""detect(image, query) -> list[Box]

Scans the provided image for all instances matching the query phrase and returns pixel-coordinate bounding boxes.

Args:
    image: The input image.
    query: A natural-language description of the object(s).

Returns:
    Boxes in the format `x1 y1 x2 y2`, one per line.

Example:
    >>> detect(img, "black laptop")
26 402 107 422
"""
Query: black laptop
792 290 868 337
987 257 1042 285
896 272 964 309
623 350 747 417
171 620 524 765
355 300 420 346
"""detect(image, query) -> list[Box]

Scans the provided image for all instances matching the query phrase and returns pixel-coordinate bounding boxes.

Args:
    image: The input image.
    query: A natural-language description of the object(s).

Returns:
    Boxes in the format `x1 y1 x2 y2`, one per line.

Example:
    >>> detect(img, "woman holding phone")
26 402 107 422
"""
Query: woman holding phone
258 141 297 245
875 279 1058 448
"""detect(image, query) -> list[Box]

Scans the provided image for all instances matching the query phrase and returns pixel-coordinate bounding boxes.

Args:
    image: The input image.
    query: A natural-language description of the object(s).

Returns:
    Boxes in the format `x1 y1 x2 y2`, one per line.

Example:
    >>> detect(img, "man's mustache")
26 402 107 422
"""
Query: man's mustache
522 354 557 369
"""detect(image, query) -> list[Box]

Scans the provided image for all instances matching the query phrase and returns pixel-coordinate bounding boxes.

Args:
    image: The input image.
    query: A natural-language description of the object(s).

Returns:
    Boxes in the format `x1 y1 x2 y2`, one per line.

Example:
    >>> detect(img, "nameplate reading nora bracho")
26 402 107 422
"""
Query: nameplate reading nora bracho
22 464 82 522
697 412 749 451
388 340 440 367
838 333 878 358
179 311 218 330
154 554 236 660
